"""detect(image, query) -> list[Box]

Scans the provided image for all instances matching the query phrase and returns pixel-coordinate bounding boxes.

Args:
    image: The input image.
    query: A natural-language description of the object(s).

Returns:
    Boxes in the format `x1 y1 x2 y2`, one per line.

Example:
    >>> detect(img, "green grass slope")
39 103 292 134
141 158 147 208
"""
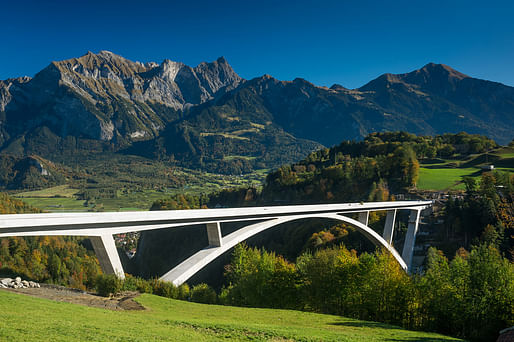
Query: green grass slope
417 146 514 191
417 167 478 190
0 291 462 342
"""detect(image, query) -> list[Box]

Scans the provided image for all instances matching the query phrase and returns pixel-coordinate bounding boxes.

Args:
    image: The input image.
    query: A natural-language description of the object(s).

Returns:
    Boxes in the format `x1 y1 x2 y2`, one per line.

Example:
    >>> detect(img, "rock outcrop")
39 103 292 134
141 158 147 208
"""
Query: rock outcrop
0 277 40 289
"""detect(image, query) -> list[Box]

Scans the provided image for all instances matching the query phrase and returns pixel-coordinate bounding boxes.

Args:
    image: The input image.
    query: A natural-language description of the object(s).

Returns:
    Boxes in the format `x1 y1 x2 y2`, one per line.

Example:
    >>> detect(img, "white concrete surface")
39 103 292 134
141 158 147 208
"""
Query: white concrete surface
383 210 397 245
90 235 125 279
402 209 422 272
0 201 431 280
160 212 410 285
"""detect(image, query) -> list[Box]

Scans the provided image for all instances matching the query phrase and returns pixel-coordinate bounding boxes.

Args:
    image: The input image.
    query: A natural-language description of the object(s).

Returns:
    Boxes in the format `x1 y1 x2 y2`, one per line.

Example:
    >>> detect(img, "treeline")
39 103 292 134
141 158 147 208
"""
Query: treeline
261 131 496 204
261 146 417 204
0 236 101 289
95 274 216 305
150 193 210 210
442 172 514 258
326 131 497 161
219 243 513 342
151 132 498 208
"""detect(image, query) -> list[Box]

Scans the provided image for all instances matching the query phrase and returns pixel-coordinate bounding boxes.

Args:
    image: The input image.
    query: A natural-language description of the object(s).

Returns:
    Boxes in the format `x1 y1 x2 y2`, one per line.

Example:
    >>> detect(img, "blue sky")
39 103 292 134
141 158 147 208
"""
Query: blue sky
3 0 514 88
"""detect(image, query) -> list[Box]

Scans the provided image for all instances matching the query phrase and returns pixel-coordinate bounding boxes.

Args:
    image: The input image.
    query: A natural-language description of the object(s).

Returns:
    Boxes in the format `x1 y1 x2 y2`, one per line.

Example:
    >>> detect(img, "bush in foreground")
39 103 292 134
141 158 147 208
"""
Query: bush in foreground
95 274 194 302
95 274 123 297
190 283 217 304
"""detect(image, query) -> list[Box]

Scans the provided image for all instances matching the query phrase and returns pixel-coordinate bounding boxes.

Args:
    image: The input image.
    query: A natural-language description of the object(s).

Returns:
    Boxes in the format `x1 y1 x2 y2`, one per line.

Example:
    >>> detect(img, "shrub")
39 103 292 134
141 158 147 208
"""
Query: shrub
190 283 217 304
122 275 153 294
177 284 190 301
151 279 178 298
95 274 123 297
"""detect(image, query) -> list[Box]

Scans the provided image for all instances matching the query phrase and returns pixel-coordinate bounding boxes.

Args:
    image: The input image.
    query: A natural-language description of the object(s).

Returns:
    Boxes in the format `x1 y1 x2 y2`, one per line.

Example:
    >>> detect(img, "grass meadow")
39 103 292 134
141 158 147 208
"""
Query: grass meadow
0 291 463 342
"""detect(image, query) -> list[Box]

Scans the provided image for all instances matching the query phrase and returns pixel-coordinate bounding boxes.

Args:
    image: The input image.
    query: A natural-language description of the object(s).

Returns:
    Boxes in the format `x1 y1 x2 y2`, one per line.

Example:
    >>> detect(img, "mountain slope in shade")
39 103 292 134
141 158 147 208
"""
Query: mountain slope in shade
185 62 513 147
357 63 514 143
128 78 324 172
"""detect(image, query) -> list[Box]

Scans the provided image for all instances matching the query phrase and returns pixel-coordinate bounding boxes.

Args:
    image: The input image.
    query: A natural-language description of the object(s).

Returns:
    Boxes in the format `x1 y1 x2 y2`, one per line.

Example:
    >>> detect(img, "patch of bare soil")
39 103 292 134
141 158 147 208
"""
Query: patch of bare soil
1 284 145 311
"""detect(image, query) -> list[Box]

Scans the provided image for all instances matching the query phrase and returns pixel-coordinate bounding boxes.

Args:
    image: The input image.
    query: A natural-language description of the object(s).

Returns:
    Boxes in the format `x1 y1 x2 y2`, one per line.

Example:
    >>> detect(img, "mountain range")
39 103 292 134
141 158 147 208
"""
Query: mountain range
1 51 513 173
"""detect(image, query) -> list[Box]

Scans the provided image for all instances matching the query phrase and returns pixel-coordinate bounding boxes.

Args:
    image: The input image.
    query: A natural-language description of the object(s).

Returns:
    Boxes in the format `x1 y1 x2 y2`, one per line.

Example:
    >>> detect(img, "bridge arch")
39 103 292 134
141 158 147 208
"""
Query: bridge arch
160 213 407 286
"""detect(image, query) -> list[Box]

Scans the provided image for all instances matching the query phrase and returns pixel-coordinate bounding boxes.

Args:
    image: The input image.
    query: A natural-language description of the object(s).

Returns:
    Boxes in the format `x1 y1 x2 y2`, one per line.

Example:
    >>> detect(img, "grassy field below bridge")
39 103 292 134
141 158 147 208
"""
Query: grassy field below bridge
0 290 463 342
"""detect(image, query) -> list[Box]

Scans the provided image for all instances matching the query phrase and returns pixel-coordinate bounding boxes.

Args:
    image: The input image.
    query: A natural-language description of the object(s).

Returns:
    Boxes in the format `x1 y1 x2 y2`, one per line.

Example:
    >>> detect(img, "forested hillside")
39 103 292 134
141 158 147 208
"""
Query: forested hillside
0 192 40 214
0 155 65 190
0 193 101 288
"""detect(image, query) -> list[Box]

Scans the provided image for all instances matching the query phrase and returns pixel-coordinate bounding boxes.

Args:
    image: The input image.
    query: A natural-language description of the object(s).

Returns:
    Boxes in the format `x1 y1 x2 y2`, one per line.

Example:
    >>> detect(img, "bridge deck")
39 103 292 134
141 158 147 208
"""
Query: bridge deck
0 200 432 280
0 201 432 237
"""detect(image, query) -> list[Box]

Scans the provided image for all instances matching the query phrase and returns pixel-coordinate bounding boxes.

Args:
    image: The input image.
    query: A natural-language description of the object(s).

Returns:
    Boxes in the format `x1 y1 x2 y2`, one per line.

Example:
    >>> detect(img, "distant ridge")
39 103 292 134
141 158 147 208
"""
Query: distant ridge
0 52 513 174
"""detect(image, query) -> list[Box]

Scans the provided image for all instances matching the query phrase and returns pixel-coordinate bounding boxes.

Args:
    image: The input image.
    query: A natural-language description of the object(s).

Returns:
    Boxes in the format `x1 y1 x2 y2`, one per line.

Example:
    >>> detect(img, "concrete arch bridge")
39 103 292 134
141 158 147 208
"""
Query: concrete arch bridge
0 201 431 285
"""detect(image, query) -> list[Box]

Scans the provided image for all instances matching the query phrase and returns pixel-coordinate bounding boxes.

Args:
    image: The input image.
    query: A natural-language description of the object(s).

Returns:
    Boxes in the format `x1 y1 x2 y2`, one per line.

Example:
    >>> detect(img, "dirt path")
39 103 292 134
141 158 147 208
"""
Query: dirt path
1 284 145 311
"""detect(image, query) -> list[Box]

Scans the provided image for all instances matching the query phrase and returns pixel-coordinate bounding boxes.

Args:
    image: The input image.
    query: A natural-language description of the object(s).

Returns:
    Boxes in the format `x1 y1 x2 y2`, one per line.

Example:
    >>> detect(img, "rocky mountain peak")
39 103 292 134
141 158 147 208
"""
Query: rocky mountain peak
329 84 348 91
419 62 469 80
6 76 31 84
158 59 184 81
192 57 242 96
246 74 280 89
293 77 311 84
359 63 470 92
97 50 117 58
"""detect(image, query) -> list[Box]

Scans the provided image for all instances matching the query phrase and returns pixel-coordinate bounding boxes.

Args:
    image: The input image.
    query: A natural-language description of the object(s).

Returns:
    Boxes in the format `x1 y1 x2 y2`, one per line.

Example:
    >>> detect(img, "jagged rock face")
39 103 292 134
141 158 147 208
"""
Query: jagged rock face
0 81 9 146
142 56 242 108
0 77 32 146
1 51 242 144
0 81 12 112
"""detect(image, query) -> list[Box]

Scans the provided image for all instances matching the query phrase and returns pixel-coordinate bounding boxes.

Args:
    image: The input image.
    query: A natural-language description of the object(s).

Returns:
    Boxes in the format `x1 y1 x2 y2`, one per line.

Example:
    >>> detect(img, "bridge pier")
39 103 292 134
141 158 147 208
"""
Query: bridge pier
206 222 222 247
358 211 369 226
401 209 421 272
382 210 396 245
90 234 125 278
